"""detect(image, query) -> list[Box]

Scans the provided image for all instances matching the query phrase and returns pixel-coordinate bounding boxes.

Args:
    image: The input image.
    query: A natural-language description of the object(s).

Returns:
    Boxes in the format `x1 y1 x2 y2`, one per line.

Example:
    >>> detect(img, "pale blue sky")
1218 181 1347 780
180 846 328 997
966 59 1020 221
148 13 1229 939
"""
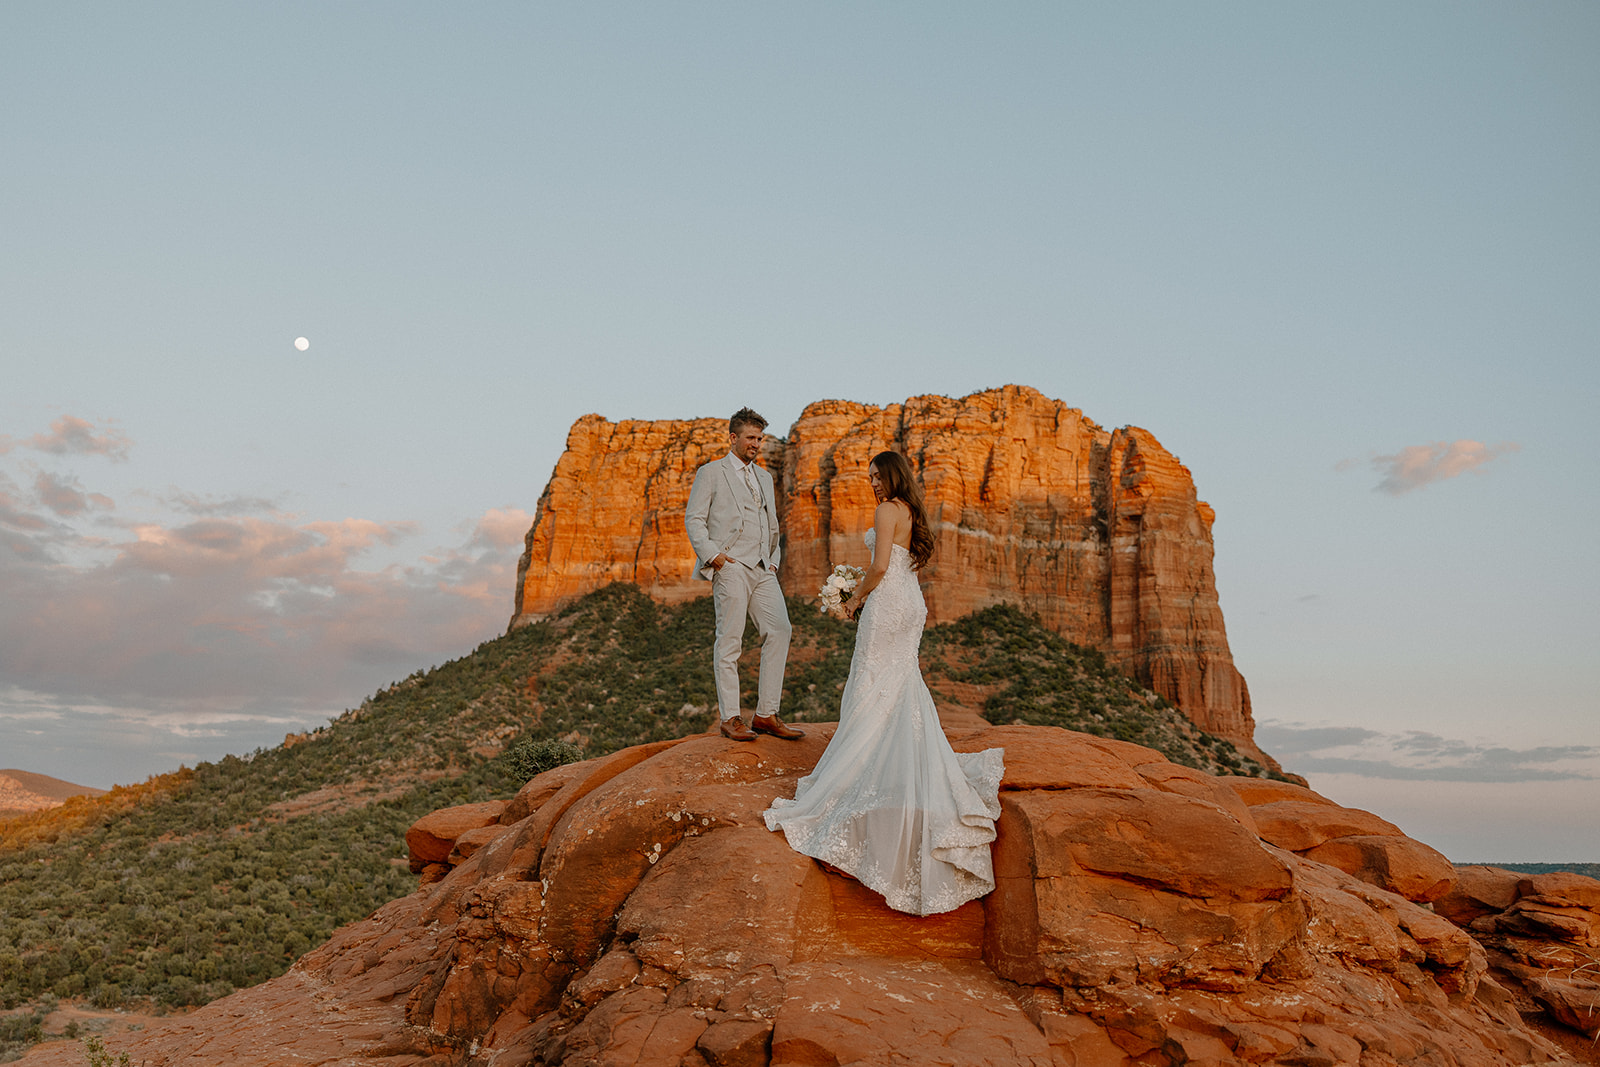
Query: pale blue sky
3 3 1596 861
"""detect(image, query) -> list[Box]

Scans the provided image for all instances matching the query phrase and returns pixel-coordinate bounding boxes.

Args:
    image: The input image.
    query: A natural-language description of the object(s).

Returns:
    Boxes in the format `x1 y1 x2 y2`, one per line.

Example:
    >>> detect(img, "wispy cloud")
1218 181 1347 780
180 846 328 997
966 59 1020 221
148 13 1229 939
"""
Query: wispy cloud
1 431 533 733
34 471 114 517
0 505 531 706
0 488 55 534
1258 721 1598 783
1341 439 1521 495
156 490 288 517
0 415 132 461
2 415 538 782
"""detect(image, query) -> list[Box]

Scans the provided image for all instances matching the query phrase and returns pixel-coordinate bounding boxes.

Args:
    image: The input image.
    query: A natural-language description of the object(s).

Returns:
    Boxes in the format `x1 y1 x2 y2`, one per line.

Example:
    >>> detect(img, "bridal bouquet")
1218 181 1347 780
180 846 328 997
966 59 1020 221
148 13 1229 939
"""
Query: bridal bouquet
817 564 866 619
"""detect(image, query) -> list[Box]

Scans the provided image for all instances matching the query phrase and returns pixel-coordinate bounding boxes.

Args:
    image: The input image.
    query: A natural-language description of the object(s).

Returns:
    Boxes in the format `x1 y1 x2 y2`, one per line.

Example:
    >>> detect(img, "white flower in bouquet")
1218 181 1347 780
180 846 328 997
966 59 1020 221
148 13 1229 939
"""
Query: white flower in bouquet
817 564 866 618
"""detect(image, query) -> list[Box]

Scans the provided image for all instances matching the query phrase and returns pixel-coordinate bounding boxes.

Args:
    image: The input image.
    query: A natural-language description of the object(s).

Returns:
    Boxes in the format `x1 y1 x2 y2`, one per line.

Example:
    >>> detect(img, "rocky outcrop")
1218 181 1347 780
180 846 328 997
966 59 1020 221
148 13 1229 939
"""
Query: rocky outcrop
1438 867 1600 1042
512 386 1255 749
407 800 508 883
1216 777 1458 903
43 724 1599 1067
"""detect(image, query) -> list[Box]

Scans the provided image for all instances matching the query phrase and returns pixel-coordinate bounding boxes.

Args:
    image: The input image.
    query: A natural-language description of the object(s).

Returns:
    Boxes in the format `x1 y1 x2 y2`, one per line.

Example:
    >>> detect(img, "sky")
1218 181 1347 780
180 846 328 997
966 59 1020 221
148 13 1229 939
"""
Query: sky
2 3 1596 862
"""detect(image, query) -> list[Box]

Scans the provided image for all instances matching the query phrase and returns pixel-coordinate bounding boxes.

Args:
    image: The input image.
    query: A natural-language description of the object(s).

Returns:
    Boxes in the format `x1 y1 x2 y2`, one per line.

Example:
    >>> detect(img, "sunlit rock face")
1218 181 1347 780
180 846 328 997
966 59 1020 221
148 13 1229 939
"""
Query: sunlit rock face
512 385 1254 750
34 726 1594 1067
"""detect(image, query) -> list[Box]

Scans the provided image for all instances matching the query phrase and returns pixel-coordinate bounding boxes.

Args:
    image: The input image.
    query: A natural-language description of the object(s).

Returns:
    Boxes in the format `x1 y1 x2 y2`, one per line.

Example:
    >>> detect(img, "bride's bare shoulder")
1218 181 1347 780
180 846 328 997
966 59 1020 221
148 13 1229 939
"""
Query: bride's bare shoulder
873 499 910 528
874 499 913 542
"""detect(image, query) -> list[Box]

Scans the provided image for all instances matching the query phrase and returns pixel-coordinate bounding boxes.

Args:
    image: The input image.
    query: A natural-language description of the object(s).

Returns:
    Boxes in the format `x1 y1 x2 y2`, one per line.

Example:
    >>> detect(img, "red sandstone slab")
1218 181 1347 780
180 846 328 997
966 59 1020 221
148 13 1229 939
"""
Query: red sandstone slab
770 958 1055 1067
1215 776 1336 808
405 799 505 867
1248 799 1403 852
950 724 1147 791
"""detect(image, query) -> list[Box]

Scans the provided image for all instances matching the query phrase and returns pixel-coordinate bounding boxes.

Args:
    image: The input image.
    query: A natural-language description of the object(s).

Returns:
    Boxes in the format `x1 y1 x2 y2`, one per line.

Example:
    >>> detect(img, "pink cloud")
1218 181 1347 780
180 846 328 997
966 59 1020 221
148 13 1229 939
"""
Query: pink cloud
0 500 535 713
1368 439 1520 495
0 491 54 533
34 471 114 517
472 506 538 550
113 516 417 583
0 427 541 774
18 416 132 461
416 507 538 608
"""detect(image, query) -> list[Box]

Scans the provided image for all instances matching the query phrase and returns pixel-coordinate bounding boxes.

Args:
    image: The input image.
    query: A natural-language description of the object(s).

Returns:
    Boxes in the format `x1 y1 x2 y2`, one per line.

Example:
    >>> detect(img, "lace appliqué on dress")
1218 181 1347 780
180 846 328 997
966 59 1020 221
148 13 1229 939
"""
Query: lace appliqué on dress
763 528 1005 916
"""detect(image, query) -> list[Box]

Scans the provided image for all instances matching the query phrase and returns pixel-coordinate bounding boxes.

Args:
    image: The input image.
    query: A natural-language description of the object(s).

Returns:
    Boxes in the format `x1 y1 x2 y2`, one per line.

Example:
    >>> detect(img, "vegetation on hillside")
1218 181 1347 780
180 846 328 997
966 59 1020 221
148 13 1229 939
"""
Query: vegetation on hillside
0 1002 49 1062
0 583 1270 1044
921 604 1273 777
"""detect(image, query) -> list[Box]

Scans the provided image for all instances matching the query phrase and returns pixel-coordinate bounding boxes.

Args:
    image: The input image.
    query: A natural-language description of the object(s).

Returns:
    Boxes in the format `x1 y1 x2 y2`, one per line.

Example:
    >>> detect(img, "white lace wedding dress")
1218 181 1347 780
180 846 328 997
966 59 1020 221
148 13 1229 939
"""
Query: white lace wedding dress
763 529 1005 915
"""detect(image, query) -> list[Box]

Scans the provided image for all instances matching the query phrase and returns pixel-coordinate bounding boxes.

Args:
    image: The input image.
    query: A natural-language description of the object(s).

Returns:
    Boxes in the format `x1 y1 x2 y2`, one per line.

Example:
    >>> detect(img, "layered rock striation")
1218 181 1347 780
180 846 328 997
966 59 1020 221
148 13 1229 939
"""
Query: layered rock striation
42 724 1598 1066
513 386 1254 747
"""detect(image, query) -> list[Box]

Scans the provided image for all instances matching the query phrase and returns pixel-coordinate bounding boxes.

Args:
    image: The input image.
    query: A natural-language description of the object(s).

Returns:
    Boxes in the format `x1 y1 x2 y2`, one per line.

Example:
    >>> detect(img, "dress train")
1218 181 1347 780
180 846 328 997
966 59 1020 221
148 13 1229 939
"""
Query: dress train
763 531 1004 916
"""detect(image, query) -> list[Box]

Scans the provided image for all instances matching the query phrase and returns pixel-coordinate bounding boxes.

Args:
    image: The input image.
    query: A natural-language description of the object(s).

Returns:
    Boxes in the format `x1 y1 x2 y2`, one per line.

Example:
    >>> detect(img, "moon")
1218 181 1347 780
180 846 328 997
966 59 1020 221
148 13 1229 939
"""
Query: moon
294 337 310 351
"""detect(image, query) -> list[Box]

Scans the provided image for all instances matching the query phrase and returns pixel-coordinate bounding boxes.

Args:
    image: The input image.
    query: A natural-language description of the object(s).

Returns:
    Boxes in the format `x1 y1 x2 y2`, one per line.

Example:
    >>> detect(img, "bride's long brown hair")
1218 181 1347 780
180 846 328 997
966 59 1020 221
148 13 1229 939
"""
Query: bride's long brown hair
870 451 934 570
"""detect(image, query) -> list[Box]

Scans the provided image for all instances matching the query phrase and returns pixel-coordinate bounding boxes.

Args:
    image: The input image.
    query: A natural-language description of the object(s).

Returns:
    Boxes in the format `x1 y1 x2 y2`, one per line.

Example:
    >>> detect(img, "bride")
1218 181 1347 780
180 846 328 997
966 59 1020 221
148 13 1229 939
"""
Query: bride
763 451 1005 916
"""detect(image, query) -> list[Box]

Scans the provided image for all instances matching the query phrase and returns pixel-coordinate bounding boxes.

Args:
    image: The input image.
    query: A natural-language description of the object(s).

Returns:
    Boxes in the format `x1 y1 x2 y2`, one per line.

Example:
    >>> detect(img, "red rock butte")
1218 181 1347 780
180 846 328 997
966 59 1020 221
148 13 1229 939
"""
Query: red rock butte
512 385 1255 750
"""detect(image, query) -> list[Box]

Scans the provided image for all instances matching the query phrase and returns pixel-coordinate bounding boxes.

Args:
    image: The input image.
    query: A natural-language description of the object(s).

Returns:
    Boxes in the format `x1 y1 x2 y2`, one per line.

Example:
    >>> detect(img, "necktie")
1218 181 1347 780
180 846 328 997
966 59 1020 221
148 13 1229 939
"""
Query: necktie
743 465 761 504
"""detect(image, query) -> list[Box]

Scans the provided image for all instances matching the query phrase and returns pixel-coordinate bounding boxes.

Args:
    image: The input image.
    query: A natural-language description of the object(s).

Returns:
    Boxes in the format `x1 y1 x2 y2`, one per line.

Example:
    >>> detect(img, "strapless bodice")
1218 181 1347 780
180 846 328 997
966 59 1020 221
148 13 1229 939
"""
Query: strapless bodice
863 528 911 567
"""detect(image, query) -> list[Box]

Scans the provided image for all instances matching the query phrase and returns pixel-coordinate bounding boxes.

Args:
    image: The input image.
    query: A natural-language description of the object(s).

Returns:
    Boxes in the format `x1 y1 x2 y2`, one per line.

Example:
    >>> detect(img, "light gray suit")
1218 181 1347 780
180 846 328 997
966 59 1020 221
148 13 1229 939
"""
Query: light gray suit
684 453 791 721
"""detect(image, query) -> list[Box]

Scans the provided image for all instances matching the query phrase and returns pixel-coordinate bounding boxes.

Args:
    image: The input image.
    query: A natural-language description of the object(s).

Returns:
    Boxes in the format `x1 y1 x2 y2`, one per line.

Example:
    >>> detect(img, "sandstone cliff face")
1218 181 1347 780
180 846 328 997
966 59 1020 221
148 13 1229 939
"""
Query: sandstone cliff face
44 725 1597 1067
512 415 739 609
513 386 1253 748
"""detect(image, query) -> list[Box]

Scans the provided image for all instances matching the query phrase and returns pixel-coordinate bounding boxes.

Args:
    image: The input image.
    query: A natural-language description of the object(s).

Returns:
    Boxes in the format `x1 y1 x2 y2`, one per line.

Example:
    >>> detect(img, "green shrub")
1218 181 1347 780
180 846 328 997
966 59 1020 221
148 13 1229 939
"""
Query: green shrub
504 738 585 783
0 1005 48 1060
82 1034 132 1067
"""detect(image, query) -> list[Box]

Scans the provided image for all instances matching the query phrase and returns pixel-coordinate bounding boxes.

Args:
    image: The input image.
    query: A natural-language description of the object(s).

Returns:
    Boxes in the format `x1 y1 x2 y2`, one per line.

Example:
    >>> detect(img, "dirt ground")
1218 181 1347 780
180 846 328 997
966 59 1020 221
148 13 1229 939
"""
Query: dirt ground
18 1001 184 1061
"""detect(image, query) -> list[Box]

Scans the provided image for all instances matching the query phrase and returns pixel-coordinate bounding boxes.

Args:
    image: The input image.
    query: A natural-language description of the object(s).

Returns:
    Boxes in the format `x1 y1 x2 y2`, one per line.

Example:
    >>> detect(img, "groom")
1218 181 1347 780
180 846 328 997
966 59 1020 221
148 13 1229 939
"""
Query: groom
684 407 804 742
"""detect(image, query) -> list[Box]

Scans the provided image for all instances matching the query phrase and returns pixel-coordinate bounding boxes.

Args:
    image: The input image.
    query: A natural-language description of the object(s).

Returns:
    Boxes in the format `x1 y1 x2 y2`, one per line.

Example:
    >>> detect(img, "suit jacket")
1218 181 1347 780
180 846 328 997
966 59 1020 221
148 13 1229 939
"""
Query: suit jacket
684 453 782 581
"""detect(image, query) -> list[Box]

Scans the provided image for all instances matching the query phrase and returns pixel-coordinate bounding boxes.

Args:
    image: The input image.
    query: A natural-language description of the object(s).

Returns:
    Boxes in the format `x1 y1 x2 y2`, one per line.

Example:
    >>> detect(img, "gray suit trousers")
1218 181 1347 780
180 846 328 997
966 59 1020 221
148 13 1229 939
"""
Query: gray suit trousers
711 560 791 720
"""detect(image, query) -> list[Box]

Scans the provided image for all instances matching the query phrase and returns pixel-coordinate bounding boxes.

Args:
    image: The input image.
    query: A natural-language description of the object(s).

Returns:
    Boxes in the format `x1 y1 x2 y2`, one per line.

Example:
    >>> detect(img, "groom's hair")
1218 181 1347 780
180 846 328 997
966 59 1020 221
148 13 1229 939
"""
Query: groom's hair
729 407 768 435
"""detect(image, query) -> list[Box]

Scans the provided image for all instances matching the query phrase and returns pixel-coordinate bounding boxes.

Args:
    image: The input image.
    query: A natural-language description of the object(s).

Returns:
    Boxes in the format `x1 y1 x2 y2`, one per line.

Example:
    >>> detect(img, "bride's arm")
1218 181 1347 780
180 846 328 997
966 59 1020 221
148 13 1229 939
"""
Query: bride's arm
847 501 902 617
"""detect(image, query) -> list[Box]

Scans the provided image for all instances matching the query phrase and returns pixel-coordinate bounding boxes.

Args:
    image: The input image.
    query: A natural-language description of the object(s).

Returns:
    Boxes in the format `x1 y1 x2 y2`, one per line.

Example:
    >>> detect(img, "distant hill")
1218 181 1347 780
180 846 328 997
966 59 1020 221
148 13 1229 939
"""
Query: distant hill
0 584 1274 1022
1468 861 1600 880
0 769 105 819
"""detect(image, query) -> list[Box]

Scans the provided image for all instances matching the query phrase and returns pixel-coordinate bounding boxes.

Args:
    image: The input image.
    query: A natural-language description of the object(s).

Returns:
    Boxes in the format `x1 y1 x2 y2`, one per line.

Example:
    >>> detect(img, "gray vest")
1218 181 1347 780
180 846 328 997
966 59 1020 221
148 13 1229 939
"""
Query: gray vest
724 468 773 570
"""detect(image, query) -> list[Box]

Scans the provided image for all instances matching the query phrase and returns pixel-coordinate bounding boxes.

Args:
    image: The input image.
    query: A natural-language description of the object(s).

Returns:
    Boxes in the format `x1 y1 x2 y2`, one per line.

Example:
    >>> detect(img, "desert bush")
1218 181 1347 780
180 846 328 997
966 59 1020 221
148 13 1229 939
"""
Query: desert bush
504 738 584 783
0 1004 47 1059
81 1034 132 1067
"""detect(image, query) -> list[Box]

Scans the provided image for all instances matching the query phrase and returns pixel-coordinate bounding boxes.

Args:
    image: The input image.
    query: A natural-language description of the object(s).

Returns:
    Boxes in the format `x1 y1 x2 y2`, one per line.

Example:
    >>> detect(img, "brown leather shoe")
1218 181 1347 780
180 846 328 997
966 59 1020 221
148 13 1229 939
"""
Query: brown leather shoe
719 715 756 741
751 713 806 740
